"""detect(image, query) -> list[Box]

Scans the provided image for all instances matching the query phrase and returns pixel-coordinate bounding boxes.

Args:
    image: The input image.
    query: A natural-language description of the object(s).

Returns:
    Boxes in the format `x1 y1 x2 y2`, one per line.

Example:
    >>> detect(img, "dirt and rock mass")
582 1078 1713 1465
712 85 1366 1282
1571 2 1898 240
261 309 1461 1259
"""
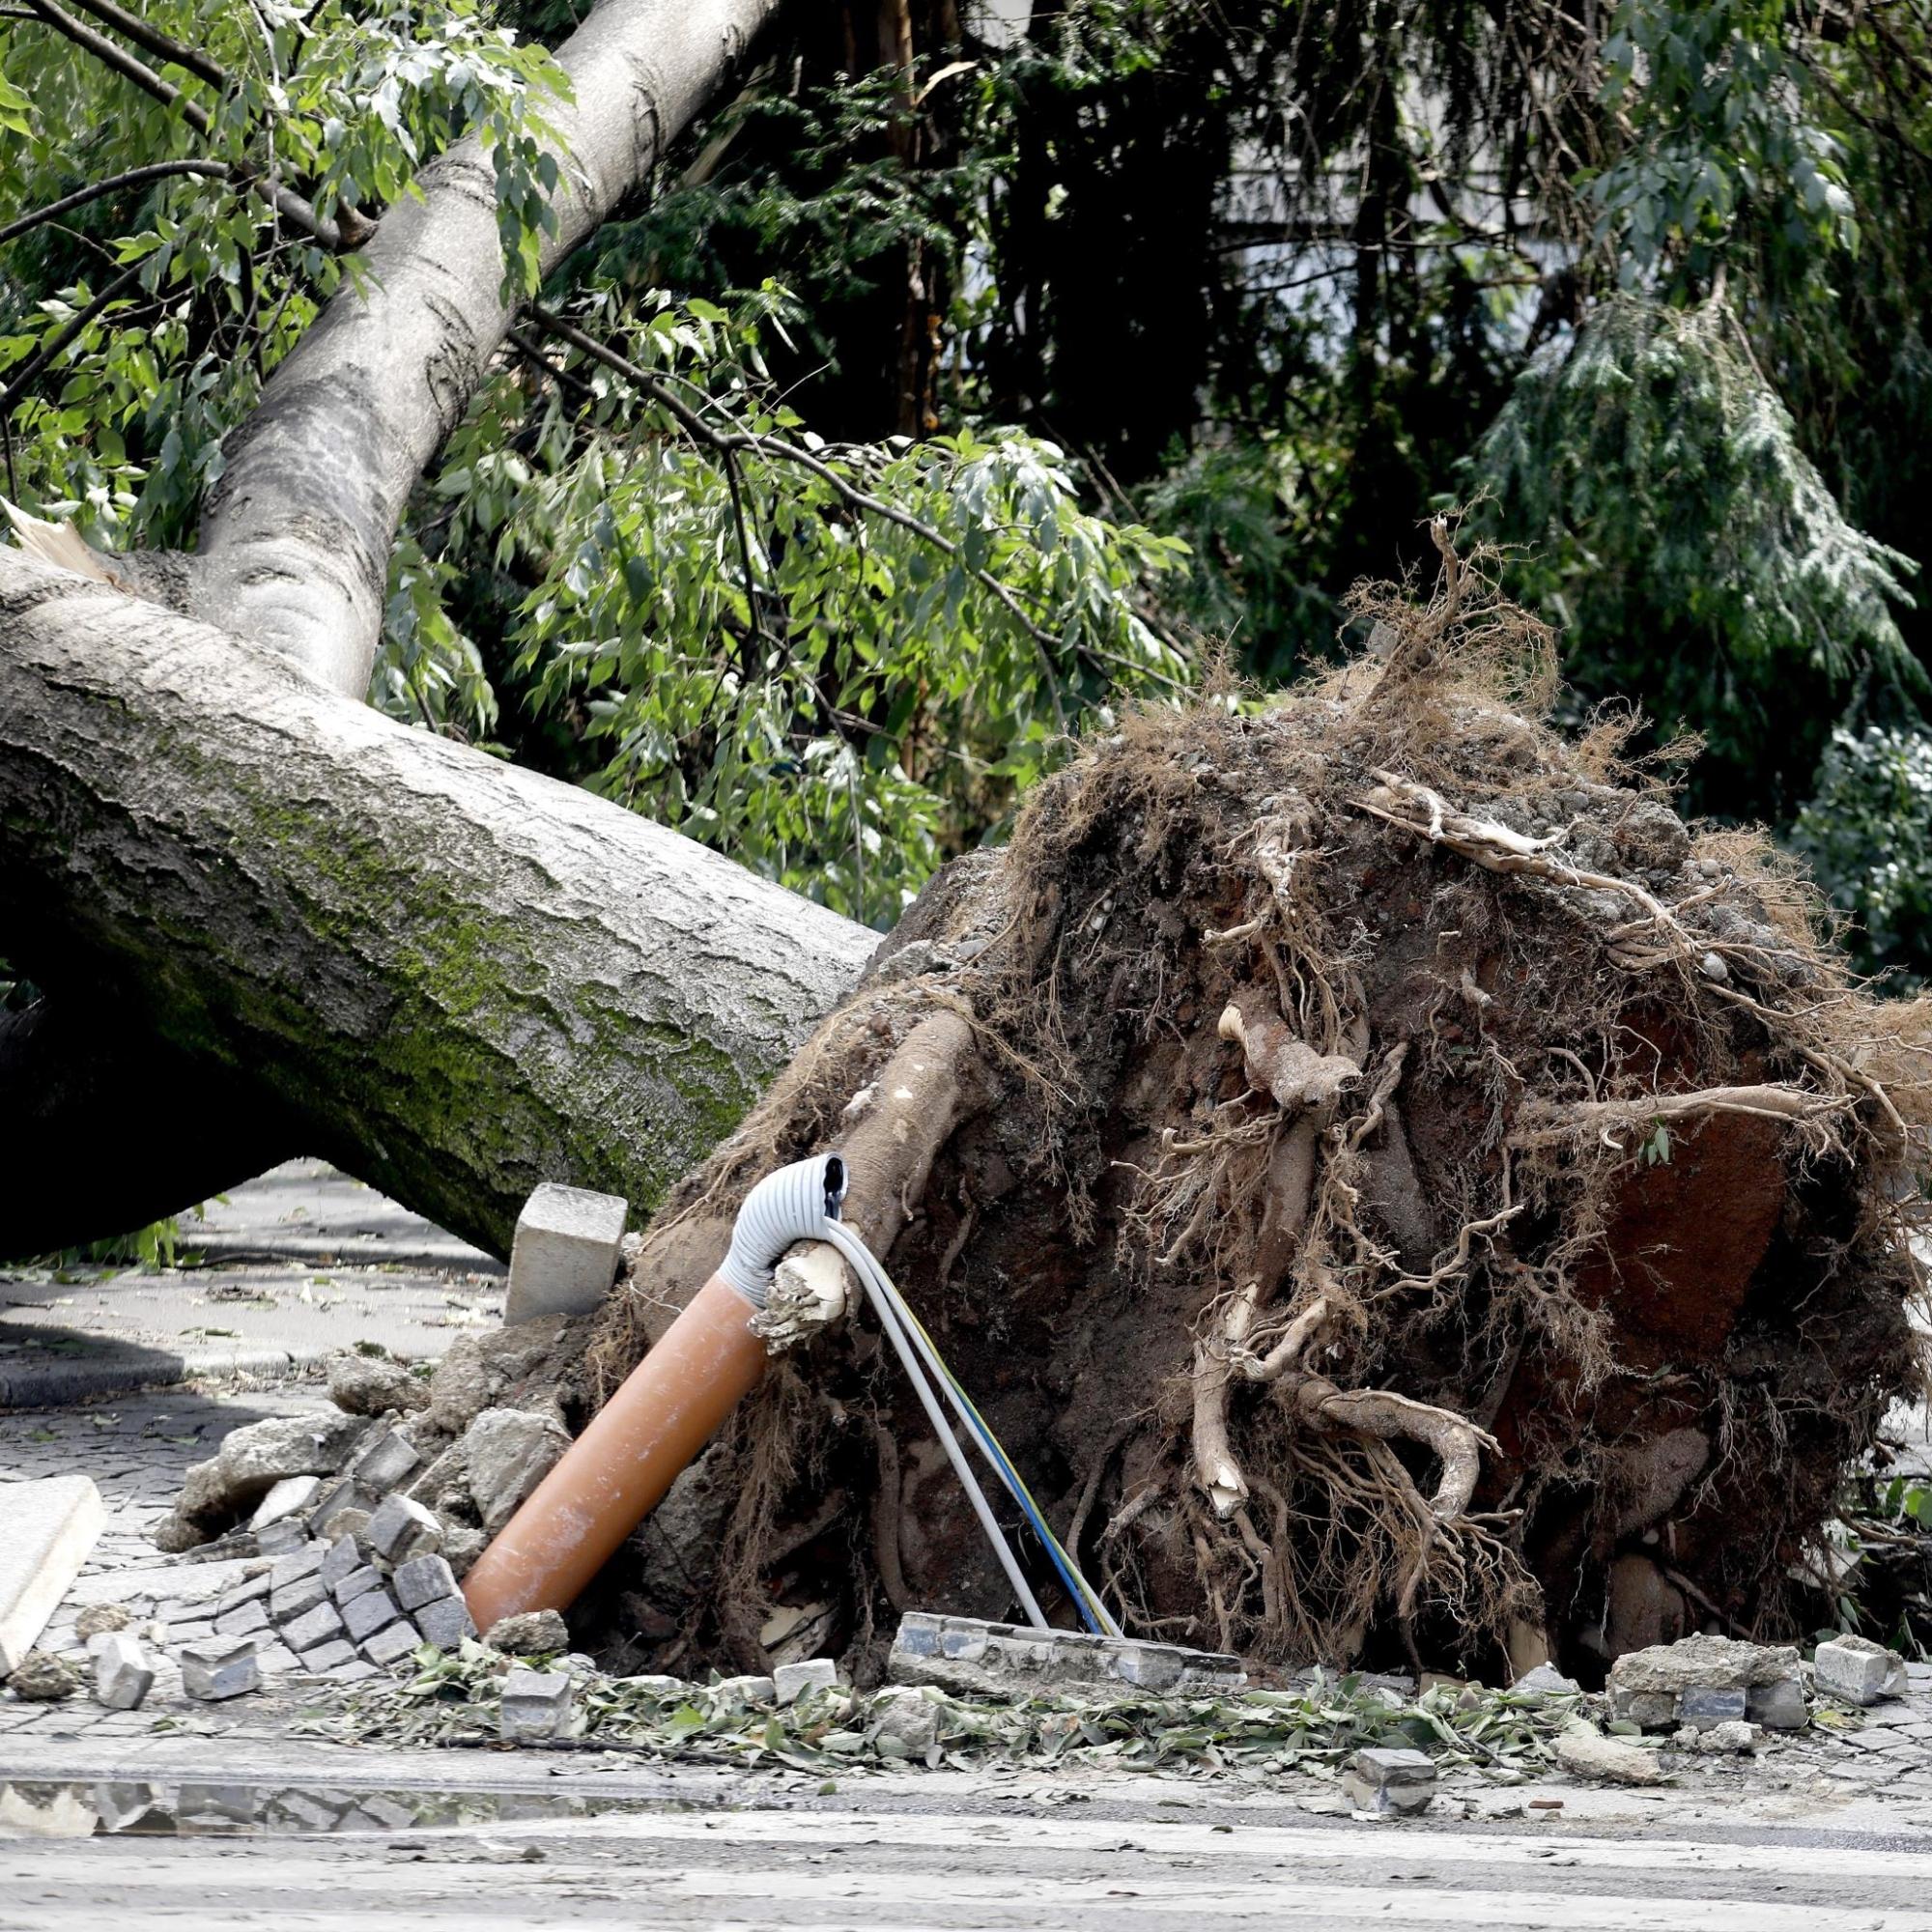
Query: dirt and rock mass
156 546 1932 1692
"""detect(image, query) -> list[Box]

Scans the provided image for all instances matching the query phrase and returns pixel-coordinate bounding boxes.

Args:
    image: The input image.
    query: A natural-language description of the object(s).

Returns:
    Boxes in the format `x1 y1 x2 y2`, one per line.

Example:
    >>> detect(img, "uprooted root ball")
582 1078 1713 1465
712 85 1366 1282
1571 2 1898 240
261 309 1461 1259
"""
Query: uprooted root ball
573 545 1930 1687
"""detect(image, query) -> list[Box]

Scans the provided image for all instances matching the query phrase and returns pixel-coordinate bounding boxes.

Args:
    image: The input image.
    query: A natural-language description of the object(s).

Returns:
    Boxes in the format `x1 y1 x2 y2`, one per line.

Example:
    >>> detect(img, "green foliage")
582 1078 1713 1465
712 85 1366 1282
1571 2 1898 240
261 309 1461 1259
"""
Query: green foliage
1796 725 1932 980
1593 0 1858 287
1472 298 1919 815
384 288 1187 924
0 0 563 544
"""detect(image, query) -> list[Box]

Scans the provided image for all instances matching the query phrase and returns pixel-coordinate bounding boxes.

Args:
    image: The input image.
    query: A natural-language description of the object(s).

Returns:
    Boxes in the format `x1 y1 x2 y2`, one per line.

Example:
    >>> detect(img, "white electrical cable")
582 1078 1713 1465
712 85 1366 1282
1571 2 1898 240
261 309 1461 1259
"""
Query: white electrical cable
719 1151 1119 1637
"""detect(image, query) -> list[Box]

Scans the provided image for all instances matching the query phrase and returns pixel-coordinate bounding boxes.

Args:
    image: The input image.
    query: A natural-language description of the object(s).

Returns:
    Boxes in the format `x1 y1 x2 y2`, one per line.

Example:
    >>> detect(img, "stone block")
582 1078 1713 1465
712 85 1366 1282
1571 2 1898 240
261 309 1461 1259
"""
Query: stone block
0 1476 104 1673
500 1666 574 1741
180 1634 260 1701
505 1182 628 1325
270 1575 328 1626
255 1520 311 1557
1815 1635 1907 1706
1343 1746 1436 1816
1747 1678 1809 1730
332 1566 384 1608
340 1588 400 1644
714 1673 776 1708
319 1534 370 1593
214 1573 272 1620
1678 1686 1749 1730
359 1618 422 1669
393 1553 460 1613
213 1599 270 1640
250 1475 322 1532
1608 1686 1680 1730
302 1476 359 1533
270 1543 328 1592
301 1639 357 1675
366 1493 442 1566
282 1601 347 1654
348 1428 422 1494
774 1659 838 1705
91 1634 154 1711
414 1595 476 1652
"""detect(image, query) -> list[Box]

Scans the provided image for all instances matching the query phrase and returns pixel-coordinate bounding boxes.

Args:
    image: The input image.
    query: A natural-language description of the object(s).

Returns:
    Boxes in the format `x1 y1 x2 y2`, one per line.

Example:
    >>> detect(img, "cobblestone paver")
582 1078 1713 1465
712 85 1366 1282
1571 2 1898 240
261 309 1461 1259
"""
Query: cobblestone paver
0 1382 341 1745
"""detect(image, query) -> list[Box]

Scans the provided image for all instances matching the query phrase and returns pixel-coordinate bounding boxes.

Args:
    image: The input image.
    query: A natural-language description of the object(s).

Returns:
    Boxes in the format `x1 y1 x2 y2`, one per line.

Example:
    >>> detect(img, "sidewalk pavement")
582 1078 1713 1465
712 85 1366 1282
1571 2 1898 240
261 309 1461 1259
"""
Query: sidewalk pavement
1 1162 503 1406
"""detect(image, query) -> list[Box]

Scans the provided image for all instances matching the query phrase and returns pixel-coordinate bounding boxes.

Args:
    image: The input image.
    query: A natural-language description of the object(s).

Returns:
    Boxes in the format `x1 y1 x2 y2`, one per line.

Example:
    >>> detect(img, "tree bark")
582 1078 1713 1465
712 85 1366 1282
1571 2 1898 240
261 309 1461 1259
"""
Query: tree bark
189 0 783 696
0 552 873 1259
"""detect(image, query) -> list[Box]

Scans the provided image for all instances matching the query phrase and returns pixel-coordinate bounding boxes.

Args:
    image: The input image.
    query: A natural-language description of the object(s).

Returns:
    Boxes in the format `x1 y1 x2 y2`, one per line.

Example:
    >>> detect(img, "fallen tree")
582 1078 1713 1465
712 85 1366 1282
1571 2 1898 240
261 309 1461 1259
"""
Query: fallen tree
4 0 1927 1686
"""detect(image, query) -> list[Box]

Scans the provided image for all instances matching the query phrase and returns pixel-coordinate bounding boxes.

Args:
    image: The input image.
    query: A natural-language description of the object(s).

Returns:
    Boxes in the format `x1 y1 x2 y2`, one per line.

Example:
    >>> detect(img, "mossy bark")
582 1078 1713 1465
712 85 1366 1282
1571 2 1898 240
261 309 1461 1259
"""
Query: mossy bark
0 553 874 1258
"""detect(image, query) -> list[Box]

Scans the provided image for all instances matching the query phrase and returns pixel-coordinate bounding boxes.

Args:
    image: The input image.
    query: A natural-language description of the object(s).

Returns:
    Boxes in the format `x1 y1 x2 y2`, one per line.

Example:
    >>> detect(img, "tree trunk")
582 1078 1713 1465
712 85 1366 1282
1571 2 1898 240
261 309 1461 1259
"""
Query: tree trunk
0 552 873 1259
187 0 784 695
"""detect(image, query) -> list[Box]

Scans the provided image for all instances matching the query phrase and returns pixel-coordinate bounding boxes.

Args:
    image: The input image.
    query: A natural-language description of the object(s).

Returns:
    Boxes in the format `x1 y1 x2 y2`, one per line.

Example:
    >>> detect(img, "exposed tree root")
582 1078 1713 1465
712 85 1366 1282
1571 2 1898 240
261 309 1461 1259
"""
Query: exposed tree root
543 536 1929 1689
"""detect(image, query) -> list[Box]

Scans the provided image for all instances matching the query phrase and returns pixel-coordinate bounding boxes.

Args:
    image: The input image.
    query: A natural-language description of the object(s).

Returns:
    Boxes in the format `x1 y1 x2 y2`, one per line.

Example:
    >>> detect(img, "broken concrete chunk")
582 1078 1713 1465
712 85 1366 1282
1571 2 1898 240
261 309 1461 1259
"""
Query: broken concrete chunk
1814 1634 1908 1706
1676 1719 1759 1752
1342 1747 1435 1815
1512 1662 1581 1698
180 1634 260 1701
888 1611 1245 1700
485 1608 569 1657
441 1526 487 1579
250 1475 323 1532
366 1493 442 1566
73 1603 132 1642
425 1318 571 1435
174 1414 372 1537
773 1659 839 1706
0 1476 104 1673
1607 1633 1800 1694
92 1634 155 1711
505 1182 628 1325
7 1650 78 1701
392 1553 460 1614
413 1595 476 1652
462 1406 569 1538
499 1666 574 1741
327 1353 430 1418
1552 1729 1663 1786
867 1684 942 1755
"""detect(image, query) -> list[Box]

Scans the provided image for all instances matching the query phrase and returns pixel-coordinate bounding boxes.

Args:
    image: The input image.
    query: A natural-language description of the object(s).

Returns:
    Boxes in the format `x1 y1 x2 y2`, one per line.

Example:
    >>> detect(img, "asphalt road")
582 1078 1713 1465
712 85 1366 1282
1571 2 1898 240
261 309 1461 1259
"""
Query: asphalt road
3 1761 1931 1931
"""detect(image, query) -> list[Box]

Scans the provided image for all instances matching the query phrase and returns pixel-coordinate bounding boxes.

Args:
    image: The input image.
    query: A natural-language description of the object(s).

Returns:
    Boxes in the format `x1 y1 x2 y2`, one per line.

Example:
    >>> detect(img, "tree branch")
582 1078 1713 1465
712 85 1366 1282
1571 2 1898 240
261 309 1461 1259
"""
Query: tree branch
14 1 362 249
0 160 230 249
188 0 786 697
60 0 227 91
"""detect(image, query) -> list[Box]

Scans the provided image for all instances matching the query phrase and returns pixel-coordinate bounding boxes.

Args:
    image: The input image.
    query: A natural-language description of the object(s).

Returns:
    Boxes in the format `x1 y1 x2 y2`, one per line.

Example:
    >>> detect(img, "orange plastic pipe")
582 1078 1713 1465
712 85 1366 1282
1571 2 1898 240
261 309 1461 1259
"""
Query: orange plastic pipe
462 1270 770 1632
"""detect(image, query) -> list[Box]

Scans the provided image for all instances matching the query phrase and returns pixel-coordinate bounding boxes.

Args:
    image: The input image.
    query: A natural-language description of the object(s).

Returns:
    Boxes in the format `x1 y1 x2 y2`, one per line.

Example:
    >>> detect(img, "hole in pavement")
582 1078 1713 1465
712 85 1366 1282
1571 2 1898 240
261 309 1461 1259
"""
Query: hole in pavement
0 1778 700 1838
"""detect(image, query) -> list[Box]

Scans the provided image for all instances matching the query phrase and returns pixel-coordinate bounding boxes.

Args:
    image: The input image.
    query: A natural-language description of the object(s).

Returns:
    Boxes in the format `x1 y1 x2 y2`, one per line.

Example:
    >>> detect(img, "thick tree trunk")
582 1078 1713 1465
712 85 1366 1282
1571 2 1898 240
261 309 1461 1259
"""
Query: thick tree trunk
0 553 873 1259
189 0 783 695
